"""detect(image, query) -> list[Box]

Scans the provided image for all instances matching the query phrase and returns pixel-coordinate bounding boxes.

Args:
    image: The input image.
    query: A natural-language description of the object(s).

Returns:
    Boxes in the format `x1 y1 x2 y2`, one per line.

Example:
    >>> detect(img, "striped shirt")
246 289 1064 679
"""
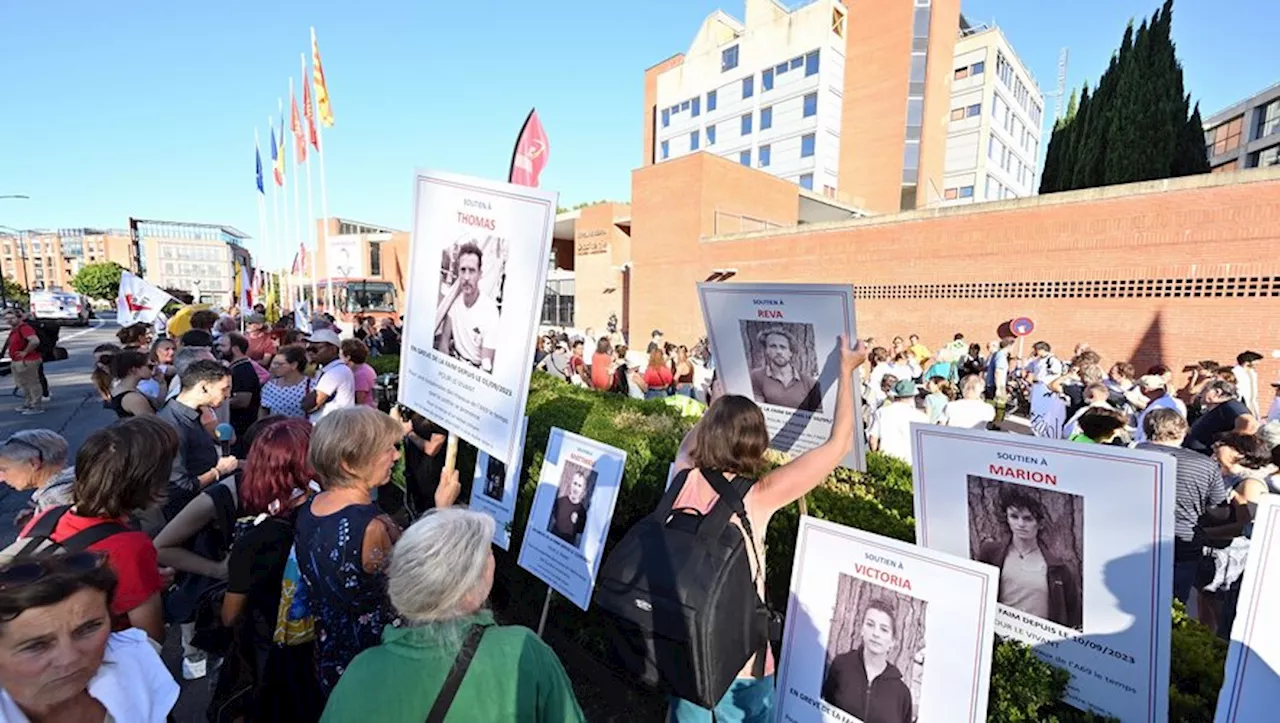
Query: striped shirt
1135 442 1228 547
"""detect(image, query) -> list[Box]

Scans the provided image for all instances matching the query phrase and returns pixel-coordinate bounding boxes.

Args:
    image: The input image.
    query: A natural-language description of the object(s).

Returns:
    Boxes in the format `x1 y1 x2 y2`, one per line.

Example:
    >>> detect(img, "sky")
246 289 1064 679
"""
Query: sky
1 0 1275 270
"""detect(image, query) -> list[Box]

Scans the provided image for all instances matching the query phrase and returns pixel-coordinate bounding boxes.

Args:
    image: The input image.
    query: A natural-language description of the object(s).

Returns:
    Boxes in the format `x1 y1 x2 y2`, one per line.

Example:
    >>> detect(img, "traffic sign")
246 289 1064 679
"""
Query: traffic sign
1010 317 1035 337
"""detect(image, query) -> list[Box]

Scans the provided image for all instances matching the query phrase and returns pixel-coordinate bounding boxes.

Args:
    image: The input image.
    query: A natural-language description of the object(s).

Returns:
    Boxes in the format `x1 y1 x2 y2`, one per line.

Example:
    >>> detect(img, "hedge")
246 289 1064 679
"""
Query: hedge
381 359 1226 721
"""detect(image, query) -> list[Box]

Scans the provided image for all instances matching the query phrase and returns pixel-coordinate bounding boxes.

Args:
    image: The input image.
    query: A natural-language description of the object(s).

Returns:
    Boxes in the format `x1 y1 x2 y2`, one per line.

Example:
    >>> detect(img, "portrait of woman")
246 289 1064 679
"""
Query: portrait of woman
822 597 916 723
972 482 1083 630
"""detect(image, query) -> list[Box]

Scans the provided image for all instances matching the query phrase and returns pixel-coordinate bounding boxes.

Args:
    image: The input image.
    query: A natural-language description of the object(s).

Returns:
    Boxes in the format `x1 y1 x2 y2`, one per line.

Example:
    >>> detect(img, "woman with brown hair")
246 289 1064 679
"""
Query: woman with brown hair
665 336 865 722
674 345 696 398
90 343 121 403
107 350 158 418
641 345 674 400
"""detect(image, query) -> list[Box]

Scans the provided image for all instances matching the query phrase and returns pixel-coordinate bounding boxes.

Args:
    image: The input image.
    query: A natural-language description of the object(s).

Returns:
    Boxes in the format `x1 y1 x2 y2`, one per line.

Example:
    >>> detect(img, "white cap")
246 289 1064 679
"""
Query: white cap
306 328 342 347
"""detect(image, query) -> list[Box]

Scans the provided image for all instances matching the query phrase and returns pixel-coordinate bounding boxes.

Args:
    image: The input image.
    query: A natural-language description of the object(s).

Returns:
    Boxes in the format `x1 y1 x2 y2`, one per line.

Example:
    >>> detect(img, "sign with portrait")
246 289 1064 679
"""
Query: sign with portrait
1216 495 1280 722
697 282 864 471
470 416 528 550
325 234 366 280
399 169 557 466
911 424 1175 722
775 517 998 723
517 428 626 610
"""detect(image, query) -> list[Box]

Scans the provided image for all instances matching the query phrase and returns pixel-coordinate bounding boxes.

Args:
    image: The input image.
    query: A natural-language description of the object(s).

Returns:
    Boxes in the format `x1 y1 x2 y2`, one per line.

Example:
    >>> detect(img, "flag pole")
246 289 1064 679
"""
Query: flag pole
289 77 303 317
278 97 293 312
269 115 282 317
312 26 336 317
302 52 319 310
254 128 269 318
508 108 536 182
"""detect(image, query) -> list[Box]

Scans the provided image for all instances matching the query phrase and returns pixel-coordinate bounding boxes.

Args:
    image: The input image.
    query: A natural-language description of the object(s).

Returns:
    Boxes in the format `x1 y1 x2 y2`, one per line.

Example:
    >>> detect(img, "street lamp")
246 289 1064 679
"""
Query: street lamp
0 195 29 200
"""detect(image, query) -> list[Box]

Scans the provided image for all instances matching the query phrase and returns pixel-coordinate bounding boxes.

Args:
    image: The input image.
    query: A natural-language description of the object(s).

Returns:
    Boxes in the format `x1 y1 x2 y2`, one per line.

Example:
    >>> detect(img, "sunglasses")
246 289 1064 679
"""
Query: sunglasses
2 437 45 465
0 552 104 591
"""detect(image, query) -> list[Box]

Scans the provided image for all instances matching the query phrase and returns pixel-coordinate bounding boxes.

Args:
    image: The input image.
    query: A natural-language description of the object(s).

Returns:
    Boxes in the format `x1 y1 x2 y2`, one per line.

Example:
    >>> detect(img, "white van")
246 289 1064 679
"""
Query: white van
30 288 91 326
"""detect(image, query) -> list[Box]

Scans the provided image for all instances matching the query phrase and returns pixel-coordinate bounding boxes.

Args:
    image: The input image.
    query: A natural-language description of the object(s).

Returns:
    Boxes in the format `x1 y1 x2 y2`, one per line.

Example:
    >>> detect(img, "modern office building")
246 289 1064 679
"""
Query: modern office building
942 23 1044 205
132 218 251 304
0 227 134 292
1204 82 1280 173
644 0 962 214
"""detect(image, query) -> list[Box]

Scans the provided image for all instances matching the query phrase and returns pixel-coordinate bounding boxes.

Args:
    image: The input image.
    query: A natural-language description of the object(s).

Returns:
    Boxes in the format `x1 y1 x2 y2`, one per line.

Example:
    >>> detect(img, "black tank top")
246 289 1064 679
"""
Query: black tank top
108 390 144 418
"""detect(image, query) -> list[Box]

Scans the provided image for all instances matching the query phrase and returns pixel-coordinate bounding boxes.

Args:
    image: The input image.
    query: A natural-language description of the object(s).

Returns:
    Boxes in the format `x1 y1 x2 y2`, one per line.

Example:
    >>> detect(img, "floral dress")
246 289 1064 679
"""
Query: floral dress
294 500 397 695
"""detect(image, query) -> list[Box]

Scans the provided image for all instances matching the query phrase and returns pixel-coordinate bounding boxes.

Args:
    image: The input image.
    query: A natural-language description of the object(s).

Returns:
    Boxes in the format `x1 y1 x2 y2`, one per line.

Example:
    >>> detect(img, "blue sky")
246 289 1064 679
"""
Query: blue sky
1 0 1275 270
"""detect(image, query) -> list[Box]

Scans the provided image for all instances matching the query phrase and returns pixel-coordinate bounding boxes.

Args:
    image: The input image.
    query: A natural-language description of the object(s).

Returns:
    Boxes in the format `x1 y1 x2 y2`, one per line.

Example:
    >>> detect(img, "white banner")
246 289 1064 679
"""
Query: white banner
517 428 626 610
325 235 365 279
911 424 1175 722
116 271 174 326
398 170 556 465
776 517 998 723
697 282 864 470
470 416 528 550
1216 495 1280 722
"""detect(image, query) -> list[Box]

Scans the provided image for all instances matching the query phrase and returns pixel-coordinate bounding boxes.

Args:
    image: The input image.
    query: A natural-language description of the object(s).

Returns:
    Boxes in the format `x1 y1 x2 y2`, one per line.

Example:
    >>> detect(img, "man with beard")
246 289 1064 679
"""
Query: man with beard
749 326 822 412
434 241 499 373
217 331 261 455
548 469 590 547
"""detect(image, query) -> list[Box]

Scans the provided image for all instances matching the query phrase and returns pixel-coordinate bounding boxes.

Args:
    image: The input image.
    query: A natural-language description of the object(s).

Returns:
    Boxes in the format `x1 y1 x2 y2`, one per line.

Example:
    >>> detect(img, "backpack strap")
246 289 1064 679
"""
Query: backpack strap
655 468 693 518
425 623 491 723
59 520 131 554
17 506 74 557
701 470 764 586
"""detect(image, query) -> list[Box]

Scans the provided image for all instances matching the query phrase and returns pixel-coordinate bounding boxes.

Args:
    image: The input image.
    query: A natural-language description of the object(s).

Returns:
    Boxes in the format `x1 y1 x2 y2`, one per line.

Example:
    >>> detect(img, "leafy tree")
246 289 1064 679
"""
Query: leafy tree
1 276 27 305
69 262 125 301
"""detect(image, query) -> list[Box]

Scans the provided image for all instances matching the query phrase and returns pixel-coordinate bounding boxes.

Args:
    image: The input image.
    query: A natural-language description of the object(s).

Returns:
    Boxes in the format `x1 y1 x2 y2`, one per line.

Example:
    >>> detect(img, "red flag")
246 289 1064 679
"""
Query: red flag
291 93 307 163
508 109 549 187
303 69 319 151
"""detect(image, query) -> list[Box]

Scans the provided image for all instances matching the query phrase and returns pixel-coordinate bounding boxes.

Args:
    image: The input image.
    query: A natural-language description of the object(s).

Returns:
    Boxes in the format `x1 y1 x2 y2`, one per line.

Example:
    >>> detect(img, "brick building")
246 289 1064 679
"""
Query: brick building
0 227 134 293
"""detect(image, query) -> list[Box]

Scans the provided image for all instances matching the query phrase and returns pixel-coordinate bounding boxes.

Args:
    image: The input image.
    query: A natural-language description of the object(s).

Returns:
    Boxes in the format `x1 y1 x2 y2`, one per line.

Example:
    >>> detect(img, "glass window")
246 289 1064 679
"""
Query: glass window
972 61 985 75
743 76 754 99
950 107 965 121
805 51 819 76
906 98 923 126
801 133 815 157
681 100 690 111
944 188 958 200
692 97 701 117
912 6 931 36
741 113 753 135
954 67 969 80
691 130 700 151
966 103 980 117
776 62 788 76
903 141 920 170
910 55 927 83
761 106 773 130
707 90 717 111
662 108 670 127
707 124 716 146
760 144 771 167
799 173 814 190
661 140 669 159
790 57 803 70
740 150 751 167
959 186 974 198
369 243 382 275
722 45 739 72
803 93 818 117
1257 145 1280 167
1259 100 1280 139
762 68 774 91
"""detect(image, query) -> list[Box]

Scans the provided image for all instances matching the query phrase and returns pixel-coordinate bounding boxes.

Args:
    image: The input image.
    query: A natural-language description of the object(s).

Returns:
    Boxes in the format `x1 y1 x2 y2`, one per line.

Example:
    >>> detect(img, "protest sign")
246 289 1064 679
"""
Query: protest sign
912 424 1175 722
1216 496 1280 722
470 416 528 550
517 428 626 610
697 282 864 470
776 517 998 723
398 169 557 465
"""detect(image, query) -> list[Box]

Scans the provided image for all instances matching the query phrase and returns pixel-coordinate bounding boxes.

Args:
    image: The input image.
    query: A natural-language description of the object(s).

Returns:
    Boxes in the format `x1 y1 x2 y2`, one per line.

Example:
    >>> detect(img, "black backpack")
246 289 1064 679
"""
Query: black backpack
594 468 778 708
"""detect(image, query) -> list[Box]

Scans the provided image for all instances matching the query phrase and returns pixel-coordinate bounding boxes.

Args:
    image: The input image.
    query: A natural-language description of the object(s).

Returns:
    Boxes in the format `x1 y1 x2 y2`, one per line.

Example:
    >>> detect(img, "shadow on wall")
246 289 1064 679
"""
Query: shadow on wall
1127 311 1166 375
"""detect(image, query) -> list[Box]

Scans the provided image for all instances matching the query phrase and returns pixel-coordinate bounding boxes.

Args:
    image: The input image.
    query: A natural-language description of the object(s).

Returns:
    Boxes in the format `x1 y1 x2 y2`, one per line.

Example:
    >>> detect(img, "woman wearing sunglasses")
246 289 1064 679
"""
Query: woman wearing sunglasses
0 553 179 721
108 350 158 419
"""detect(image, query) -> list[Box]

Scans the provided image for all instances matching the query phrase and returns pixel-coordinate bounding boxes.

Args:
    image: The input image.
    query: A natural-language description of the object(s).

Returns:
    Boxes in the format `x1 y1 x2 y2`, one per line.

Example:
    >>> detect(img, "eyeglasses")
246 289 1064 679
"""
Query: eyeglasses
0 552 103 591
1 437 45 465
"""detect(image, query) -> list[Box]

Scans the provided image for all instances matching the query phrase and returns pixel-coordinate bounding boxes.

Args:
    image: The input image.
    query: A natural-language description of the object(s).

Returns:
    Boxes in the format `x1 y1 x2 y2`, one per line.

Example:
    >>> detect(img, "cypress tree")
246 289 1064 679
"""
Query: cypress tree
1174 100 1210 175
1058 84 1089 191
1104 18 1151 184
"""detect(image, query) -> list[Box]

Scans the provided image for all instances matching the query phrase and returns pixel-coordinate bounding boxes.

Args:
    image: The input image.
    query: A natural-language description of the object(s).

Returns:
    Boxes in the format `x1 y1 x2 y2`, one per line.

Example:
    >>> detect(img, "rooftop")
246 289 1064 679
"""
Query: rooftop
1204 80 1280 127
131 218 251 240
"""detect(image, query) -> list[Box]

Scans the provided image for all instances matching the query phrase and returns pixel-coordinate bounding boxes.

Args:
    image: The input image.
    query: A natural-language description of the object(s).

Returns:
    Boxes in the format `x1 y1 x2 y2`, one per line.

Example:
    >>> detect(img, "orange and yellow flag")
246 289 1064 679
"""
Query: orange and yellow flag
311 28 334 128
291 93 307 163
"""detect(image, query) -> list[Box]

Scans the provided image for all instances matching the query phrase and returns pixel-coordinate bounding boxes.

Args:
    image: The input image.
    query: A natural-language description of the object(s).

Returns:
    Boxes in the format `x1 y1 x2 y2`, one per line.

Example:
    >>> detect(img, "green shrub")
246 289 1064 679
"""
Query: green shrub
369 355 400 375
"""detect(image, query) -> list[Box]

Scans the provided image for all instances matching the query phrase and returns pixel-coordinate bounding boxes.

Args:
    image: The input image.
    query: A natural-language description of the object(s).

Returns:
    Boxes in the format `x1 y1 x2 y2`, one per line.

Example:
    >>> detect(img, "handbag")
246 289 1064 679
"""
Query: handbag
424 623 491 723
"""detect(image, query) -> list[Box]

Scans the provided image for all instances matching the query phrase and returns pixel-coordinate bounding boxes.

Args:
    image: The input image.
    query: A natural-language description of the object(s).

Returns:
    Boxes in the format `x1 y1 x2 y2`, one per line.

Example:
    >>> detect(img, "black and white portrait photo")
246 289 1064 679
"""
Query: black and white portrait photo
434 235 508 374
546 460 596 549
822 575 926 723
483 456 506 502
739 320 822 412
967 476 1084 631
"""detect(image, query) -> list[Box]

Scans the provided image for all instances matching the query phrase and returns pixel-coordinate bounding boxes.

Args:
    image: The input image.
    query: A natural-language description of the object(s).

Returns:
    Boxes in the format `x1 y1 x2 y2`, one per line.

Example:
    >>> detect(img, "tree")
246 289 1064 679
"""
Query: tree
1174 100 1211 176
70 262 125 301
2 276 27 305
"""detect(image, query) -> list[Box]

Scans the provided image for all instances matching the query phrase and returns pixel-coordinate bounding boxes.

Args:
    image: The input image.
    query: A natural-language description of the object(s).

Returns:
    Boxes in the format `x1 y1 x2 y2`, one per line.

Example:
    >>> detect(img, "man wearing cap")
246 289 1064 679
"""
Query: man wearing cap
749 326 822 412
302 328 355 422
1134 375 1187 443
1231 351 1264 417
434 242 499 373
868 379 928 464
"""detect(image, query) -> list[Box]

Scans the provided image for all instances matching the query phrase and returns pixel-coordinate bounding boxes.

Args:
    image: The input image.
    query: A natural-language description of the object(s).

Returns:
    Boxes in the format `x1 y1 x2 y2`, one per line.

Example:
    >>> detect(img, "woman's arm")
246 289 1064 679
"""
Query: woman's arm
360 516 398 574
221 592 248 628
753 338 867 515
122 391 155 417
127 592 166 643
153 494 226 579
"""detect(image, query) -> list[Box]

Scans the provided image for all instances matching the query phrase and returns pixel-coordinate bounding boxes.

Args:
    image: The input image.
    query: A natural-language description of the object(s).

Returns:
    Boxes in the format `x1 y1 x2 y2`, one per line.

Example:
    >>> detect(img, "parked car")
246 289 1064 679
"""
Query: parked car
29 288 91 326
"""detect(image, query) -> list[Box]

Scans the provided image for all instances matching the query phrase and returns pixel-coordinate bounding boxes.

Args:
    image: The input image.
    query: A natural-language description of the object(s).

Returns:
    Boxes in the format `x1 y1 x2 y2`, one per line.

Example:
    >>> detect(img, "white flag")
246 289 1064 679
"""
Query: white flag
117 271 175 326
295 300 312 334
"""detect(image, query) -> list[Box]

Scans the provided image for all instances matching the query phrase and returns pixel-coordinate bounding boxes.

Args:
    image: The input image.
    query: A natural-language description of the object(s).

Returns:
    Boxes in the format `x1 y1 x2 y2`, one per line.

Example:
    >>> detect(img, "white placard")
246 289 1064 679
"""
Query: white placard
399 170 557 465
470 416 528 550
666 462 677 490
698 282 864 471
517 428 626 610
325 234 366 279
1216 495 1280 722
911 424 1175 722
776 517 998 723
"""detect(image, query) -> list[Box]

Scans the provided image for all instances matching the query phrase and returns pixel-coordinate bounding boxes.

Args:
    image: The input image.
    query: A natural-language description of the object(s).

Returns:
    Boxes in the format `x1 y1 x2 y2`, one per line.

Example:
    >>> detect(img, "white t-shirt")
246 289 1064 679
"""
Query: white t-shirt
943 398 996 429
869 401 929 463
447 294 500 367
1134 393 1187 442
1024 355 1063 384
311 359 355 423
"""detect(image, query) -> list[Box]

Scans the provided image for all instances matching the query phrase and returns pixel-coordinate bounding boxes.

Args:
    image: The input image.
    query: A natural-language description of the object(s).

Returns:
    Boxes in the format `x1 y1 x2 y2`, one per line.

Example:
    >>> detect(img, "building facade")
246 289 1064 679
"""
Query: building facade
1205 82 1280 173
644 0 962 214
310 217 409 313
0 228 134 293
133 219 251 304
943 25 1044 205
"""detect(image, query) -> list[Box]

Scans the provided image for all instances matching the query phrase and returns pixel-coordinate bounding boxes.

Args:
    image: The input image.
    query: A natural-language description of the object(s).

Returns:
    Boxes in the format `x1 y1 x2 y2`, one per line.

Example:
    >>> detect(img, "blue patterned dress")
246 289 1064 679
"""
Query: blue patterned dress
295 500 397 695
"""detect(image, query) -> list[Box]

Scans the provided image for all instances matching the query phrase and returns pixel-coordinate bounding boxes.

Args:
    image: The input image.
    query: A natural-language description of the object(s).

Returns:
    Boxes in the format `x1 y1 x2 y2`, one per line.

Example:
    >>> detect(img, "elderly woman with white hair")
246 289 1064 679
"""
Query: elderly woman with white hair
0 430 76 544
321 508 584 722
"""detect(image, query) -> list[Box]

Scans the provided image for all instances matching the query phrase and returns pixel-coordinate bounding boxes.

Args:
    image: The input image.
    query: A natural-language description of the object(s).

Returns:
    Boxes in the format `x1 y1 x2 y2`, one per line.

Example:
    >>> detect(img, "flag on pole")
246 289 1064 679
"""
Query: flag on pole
509 108 549 187
303 62 319 150
270 128 284 186
276 113 287 185
291 243 307 275
311 28 334 128
117 271 174 326
235 262 254 313
291 92 307 163
255 138 264 194
295 301 313 334
251 267 262 302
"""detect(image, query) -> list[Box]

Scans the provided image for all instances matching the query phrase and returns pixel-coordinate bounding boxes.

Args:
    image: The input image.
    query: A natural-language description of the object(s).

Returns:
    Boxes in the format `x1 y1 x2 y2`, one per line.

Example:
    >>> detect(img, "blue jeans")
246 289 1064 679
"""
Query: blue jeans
669 677 775 723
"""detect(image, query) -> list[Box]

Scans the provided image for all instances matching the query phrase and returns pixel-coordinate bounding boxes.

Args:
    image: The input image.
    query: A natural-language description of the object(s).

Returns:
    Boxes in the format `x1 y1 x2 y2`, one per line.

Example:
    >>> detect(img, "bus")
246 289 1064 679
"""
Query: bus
309 279 399 326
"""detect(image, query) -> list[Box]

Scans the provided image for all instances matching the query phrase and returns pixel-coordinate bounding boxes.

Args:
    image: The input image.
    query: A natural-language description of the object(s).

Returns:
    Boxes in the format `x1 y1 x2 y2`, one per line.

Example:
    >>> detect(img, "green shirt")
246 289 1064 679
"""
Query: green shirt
320 610 584 723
